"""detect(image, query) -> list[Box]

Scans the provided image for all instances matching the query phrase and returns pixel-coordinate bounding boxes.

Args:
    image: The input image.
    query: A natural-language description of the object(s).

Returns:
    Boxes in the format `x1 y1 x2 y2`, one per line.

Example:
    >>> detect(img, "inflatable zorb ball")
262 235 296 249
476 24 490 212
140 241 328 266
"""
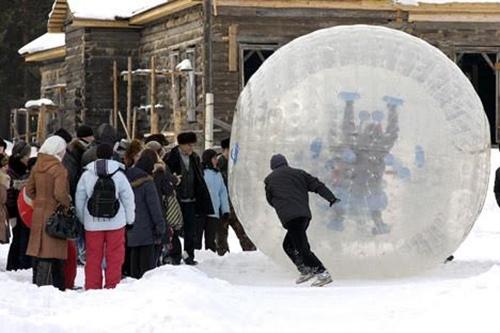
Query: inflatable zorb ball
229 25 490 278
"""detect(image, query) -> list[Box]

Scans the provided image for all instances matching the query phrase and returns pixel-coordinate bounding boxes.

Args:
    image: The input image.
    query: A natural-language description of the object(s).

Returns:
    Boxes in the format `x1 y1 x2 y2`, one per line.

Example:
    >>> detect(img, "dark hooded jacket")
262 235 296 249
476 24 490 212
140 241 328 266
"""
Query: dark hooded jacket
264 154 337 226
81 124 120 168
63 139 89 200
125 166 166 247
164 146 213 215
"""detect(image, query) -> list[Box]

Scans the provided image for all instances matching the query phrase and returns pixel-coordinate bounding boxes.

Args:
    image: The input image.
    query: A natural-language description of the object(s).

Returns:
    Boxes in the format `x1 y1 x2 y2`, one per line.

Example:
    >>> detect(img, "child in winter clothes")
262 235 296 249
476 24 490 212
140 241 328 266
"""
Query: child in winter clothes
0 154 10 244
76 144 136 290
201 149 230 252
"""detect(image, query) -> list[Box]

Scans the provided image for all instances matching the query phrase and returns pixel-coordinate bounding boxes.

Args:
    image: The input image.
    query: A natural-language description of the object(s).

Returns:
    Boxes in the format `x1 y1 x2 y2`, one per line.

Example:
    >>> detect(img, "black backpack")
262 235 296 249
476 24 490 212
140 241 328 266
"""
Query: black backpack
87 160 120 218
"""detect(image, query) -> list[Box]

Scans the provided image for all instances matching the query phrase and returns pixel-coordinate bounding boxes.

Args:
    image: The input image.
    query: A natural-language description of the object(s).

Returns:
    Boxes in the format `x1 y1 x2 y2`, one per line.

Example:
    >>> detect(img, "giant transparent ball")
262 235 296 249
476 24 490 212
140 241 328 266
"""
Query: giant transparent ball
229 25 490 278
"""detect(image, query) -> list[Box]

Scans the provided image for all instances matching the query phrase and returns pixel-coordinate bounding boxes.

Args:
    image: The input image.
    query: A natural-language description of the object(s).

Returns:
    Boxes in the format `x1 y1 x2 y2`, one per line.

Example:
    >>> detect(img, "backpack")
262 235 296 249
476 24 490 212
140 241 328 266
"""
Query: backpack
87 160 120 218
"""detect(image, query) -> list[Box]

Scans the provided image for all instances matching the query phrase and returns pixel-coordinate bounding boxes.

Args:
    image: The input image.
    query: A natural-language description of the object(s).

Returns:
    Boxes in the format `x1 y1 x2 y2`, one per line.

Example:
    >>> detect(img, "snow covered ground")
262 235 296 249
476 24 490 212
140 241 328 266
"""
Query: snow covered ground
1 151 500 333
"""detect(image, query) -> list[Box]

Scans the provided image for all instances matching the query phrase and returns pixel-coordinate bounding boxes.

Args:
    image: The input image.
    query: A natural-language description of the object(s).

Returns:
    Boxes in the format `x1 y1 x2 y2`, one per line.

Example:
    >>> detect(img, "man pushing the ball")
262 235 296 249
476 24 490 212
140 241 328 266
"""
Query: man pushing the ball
264 154 339 287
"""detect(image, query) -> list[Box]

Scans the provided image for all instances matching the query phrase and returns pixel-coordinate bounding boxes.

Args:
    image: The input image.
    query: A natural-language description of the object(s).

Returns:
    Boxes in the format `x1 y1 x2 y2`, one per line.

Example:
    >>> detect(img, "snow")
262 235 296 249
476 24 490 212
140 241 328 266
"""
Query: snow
18 33 65 55
24 99 55 108
2 151 500 332
63 0 169 21
397 0 500 4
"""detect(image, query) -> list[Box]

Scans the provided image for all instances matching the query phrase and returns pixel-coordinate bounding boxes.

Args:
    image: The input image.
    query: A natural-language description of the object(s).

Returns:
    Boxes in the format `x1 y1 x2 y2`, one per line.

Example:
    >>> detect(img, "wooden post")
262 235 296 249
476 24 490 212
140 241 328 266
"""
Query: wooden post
150 56 158 134
171 71 181 135
127 56 133 136
37 106 47 143
113 61 119 129
132 107 138 140
228 24 238 72
25 110 31 143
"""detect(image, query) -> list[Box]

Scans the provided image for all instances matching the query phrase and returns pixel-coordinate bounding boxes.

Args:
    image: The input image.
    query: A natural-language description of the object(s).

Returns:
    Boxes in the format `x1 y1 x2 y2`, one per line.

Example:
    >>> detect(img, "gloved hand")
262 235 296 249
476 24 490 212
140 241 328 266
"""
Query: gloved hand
125 223 134 230
329 197 340 207
222 213 230 220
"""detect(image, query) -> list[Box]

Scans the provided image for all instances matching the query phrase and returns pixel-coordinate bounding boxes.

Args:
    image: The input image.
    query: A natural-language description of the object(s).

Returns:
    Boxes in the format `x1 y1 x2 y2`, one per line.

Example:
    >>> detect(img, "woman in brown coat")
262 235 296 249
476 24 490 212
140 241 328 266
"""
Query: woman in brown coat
26 136 70 290
0 154 10 244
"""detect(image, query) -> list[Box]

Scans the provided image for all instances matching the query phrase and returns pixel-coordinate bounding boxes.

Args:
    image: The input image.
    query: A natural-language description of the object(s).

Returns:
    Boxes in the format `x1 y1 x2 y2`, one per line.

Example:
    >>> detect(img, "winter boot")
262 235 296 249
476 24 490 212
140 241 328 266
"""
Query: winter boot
311 271 333 287
296 271 315 284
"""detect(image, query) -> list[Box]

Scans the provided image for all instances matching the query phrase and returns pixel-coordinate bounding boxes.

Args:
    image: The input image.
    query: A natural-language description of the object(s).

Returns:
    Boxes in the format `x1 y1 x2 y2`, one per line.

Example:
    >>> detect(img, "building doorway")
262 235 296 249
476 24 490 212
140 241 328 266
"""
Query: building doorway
457 53 497 144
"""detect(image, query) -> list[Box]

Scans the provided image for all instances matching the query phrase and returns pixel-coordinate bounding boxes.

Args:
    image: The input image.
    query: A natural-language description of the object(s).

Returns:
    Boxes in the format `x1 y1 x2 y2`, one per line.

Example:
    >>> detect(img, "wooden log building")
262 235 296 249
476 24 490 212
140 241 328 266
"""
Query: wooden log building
18 0 500 145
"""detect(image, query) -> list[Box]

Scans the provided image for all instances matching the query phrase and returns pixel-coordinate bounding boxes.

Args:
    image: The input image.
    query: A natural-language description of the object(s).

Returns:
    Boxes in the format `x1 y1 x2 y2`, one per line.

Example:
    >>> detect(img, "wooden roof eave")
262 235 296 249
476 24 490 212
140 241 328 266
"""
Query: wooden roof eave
130 0 202 25
24 46 66 63
213 0 395 11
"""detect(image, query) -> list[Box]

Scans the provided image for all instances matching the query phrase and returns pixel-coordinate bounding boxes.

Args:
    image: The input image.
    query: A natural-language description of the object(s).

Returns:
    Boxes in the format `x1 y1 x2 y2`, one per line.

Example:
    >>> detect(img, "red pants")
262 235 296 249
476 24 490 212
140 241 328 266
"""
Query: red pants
85 228 125 290
64 241 77 289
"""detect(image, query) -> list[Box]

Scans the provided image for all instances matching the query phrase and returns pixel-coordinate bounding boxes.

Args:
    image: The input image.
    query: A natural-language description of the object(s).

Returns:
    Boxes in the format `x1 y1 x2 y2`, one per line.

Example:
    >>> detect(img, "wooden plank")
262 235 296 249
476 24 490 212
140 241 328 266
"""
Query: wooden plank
127 57 133 136
150 56 159 134
228 24 238 72
113 61 118 129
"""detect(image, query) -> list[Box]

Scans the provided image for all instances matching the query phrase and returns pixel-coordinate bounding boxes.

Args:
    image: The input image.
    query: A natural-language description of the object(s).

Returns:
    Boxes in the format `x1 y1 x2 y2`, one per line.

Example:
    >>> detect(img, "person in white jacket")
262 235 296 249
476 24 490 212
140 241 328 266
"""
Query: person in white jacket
201 149 230 252
75 143 135 289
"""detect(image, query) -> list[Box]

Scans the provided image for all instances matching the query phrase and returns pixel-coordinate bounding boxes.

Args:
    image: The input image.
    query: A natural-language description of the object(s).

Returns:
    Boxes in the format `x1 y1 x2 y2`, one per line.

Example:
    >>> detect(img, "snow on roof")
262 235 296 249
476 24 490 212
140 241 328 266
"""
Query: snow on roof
18 33 65 55
65 0 169 20
397 0 500 4
25 98 56 108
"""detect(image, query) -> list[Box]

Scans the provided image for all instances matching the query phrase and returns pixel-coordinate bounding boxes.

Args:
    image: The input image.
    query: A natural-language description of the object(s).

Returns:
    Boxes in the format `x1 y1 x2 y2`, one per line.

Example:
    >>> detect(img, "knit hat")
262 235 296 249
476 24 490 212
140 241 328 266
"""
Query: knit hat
39 136 67 161
270 154 288 170
221 138 230 149
177 132 197 145
136 154 155 175
76 125 94 139
145 133 168 146
96 143 114 160
54 128 72 144
12 140 31 159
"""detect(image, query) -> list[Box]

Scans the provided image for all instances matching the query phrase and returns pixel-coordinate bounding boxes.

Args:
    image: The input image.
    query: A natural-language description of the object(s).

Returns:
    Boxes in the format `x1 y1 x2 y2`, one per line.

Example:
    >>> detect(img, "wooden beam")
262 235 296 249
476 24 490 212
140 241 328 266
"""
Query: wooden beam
215 0 394 11
113 61 119 129
481 53 496 73
408 12 500 22
24 47 66 63
71 19 141 29
228 24 238 72
150 56 159 134
127 57 133 136
213 118 232 132
130 0 200 25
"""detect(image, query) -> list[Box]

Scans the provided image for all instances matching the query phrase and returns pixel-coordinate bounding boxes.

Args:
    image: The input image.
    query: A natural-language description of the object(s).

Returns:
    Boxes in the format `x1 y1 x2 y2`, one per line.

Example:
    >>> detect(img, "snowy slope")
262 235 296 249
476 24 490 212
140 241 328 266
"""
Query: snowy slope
1 151 500 333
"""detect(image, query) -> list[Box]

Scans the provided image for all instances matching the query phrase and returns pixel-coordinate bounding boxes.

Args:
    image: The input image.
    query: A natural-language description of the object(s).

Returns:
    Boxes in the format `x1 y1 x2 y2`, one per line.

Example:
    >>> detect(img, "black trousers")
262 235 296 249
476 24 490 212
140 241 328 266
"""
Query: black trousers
128 245 155 279
283 217 326 275
166 230 183 264
6 222 32 271
32 258 65 291
180 202 197 258
202 217 218 252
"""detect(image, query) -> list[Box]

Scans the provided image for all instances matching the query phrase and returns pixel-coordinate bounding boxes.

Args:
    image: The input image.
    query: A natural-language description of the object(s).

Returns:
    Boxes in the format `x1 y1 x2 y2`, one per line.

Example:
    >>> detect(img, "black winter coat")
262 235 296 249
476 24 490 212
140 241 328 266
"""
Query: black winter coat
164 146 214 216
264 165 337 226
494 167 500 207
126 167 166 247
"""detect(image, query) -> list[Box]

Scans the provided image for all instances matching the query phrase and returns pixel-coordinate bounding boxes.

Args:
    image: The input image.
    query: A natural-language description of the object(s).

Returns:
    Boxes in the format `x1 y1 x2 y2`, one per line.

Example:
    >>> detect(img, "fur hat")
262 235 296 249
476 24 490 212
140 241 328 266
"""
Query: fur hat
221 138 230 149
145 133 168 146
54 128 72 144
12 140 31 159
76 125 94 139
177 132 197 145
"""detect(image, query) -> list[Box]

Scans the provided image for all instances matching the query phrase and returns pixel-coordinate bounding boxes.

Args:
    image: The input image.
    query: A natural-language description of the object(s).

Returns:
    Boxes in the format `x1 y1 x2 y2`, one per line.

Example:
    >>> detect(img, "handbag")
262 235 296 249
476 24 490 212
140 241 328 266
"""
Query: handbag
45 206 78 240
165 194 183 231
